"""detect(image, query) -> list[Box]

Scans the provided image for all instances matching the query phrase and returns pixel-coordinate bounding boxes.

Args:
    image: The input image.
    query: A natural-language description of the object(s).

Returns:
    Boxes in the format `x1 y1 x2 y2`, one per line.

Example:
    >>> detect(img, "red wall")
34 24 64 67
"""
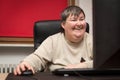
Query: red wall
0 0 67 37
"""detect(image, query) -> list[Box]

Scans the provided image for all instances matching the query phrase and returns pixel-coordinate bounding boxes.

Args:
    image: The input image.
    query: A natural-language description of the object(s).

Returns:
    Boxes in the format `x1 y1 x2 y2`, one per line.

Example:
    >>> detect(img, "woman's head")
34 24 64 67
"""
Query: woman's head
60 6 86 43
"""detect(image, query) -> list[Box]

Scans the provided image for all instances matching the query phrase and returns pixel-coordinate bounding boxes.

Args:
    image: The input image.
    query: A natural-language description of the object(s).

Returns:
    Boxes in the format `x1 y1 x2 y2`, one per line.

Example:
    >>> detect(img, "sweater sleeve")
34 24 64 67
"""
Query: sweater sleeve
23 36 53 72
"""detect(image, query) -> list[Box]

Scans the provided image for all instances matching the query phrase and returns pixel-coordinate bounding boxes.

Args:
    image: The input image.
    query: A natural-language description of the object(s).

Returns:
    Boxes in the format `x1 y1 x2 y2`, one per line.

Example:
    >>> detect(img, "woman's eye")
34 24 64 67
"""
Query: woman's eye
80 18 85 21
71 19 77 21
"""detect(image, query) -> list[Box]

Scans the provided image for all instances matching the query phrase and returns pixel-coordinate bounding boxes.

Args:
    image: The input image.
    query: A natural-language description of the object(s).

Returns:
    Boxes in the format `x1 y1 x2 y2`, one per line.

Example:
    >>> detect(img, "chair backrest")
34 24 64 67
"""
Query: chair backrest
34 20 89 50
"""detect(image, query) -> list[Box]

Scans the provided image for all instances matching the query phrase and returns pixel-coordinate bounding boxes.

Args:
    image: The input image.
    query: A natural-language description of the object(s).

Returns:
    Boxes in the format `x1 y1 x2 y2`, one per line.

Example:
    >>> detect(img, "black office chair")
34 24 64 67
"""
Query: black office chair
33 20 89 50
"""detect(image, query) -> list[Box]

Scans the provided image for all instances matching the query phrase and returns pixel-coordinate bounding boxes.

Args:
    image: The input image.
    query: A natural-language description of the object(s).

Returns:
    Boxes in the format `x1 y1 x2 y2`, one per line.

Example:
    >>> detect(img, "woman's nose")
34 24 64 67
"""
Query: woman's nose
76 20 82 25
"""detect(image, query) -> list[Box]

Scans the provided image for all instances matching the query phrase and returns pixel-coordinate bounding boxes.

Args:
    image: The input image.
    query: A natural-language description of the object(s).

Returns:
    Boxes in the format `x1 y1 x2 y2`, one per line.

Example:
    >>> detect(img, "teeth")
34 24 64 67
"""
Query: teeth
75 26 82 30
75 28 81 30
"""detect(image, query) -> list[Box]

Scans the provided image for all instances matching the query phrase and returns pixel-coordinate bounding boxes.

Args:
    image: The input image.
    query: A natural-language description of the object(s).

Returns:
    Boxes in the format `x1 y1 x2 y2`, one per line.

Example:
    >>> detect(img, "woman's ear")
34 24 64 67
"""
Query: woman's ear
61 22 65 29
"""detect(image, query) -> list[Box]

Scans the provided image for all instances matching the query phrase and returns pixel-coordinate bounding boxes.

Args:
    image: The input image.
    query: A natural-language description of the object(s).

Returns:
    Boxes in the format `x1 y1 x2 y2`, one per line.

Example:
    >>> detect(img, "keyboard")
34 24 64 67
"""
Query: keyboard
52 68 120 76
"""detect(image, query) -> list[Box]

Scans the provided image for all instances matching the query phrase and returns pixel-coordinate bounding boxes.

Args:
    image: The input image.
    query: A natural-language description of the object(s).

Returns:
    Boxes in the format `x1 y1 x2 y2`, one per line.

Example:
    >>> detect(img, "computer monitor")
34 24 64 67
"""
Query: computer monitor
93 0 120 69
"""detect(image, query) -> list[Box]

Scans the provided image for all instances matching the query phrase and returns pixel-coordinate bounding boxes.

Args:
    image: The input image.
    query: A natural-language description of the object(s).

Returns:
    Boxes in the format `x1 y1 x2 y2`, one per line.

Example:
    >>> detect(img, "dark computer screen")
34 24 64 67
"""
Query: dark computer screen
93 0 120 69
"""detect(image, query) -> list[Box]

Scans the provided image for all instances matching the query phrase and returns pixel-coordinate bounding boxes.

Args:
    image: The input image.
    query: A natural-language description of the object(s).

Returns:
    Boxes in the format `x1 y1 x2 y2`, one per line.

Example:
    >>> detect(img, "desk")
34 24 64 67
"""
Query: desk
1 72 120 80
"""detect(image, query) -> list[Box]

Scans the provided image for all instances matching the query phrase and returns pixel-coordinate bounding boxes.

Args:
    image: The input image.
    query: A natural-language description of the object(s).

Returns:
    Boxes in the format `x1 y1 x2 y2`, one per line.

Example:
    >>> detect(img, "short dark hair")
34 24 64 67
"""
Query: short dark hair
60 6 85 32
61 5 85 22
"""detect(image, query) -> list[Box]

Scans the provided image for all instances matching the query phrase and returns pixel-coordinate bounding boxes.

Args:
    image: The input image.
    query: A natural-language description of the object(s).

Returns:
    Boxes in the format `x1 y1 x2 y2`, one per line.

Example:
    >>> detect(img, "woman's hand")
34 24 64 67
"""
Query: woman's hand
13 61 35 75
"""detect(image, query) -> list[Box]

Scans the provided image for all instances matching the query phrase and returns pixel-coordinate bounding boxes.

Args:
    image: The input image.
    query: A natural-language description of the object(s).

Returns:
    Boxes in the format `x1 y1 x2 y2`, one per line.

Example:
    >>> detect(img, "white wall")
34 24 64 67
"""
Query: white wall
0 45 34 65
75 0 93 35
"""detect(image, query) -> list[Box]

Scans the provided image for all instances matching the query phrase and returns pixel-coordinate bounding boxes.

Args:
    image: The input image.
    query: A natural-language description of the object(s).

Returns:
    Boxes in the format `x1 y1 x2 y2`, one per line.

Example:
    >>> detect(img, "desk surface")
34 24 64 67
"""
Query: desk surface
0 73 8 80
2 72 120 80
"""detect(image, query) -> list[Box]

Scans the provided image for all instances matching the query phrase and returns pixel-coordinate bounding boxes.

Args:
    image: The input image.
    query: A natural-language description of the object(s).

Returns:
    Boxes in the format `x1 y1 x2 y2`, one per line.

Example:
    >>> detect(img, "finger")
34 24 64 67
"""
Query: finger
14 62 27 75
13 68 17 75
23 63 35 74
20 63 27 71
14 65 22 75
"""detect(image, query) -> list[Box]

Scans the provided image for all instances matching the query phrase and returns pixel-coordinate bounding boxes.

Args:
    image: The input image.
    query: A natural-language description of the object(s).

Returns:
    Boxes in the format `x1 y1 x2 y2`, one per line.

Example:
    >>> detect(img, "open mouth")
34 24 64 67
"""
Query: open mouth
73 26 83 30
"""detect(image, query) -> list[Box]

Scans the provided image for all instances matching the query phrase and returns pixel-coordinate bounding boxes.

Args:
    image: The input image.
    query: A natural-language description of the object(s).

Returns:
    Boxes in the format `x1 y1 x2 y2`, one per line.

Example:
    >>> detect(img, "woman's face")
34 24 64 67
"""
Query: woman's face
61 12 86 43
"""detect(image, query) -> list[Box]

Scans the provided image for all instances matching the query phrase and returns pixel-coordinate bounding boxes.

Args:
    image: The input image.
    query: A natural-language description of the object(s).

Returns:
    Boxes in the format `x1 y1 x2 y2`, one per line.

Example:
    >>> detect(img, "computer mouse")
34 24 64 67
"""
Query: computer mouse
21 69 33 76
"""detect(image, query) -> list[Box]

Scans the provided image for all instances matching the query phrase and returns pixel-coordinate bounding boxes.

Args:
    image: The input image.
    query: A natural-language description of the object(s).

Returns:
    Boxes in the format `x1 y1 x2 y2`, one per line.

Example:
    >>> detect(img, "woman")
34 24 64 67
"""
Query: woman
14 5 93 75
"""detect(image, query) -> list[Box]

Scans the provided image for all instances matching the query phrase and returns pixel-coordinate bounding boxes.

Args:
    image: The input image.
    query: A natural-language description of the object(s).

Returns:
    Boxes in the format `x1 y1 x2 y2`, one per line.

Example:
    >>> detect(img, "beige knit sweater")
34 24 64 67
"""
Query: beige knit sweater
23 32 93 72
